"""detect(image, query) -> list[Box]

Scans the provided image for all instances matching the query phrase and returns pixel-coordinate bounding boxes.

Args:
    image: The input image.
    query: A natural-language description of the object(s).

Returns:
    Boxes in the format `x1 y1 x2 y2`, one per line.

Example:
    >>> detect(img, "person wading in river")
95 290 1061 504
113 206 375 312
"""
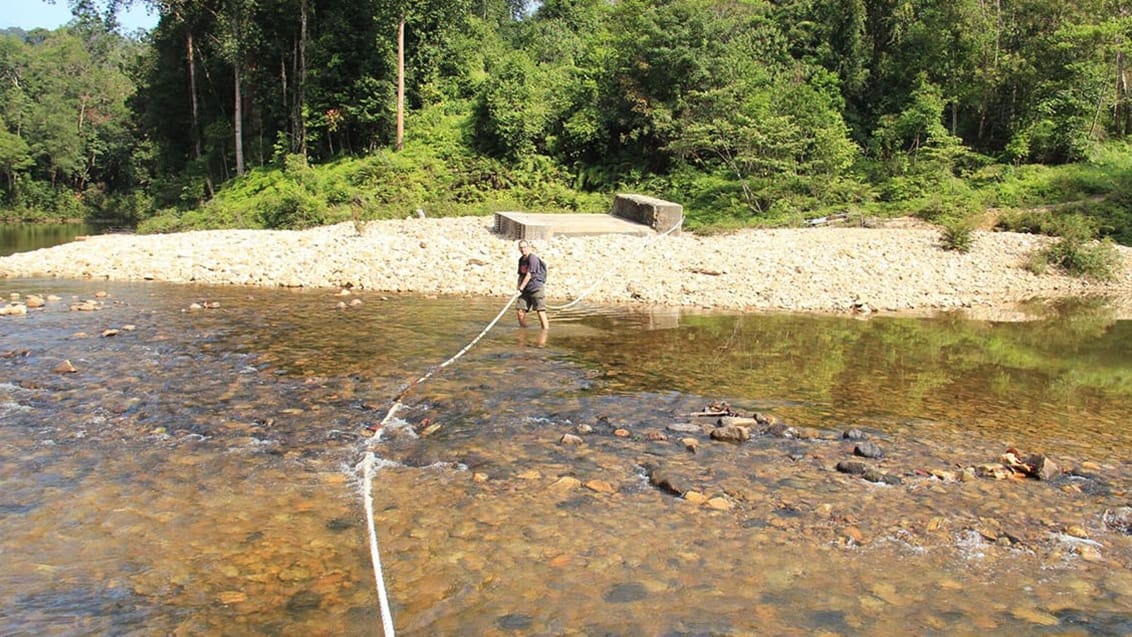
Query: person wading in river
516 240 549 330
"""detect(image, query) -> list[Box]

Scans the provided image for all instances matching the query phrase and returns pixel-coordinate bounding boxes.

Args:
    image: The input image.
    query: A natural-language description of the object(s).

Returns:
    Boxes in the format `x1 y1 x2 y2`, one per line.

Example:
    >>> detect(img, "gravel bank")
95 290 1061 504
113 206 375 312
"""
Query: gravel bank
3 216 1132 318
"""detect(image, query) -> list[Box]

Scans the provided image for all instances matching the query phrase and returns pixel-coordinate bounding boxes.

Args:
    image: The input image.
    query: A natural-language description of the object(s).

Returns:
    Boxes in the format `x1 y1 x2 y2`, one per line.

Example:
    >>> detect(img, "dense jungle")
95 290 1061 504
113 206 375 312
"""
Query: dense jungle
1 0 1131 250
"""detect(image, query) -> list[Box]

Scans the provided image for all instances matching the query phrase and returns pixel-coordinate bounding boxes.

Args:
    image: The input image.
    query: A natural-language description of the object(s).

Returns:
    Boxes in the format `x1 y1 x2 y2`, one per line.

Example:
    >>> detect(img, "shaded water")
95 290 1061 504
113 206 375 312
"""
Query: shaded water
1 279 1130 636
0 223 105 257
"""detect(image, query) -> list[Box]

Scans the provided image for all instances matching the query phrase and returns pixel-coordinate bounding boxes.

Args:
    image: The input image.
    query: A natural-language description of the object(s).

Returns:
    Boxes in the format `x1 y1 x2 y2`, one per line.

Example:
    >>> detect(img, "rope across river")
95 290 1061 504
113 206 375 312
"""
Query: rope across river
354 215 682 636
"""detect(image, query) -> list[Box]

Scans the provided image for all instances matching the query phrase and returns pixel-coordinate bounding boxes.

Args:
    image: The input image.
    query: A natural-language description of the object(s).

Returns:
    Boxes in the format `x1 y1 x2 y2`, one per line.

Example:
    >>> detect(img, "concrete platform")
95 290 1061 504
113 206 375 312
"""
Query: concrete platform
493 211 658 241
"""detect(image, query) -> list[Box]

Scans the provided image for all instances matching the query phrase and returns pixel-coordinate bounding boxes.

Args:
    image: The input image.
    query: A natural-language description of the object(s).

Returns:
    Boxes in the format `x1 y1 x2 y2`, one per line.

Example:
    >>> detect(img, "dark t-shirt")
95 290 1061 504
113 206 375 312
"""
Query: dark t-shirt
518 254 545 291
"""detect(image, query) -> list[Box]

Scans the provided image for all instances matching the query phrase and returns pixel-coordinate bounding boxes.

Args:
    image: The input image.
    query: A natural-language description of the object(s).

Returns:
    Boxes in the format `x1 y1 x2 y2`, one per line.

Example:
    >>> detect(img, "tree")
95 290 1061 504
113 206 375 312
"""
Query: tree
0 119 33 194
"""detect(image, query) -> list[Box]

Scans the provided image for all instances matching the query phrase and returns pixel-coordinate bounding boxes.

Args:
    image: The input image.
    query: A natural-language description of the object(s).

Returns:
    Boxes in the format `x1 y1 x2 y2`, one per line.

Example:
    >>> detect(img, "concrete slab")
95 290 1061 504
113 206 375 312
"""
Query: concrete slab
494 211 658 241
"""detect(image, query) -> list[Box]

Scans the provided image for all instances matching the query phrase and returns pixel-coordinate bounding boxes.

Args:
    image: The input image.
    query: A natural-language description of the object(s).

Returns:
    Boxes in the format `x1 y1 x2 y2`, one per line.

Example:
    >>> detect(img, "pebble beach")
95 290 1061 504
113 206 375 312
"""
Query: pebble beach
3 215 1132 319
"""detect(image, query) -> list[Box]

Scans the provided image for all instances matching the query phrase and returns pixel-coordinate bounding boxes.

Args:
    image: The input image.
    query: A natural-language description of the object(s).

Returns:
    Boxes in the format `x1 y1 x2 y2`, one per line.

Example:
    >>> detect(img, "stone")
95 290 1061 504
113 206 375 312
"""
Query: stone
719 416 759 428
497 614 532 630
611 194 684 233
1025 454 1061 480
683 491 708 504
766 423 797 438
648 469 690 496
710 425 750 443
854 442 884 459
218 591 247 604
604 582 648 603
584 479 615 494
836 460 867 475
559 433 584 445
705 497 733 511
666 422 701 433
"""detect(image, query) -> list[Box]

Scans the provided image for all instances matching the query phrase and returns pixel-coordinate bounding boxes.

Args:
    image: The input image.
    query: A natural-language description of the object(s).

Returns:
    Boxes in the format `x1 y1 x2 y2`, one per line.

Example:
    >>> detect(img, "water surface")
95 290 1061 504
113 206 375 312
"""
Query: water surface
0 223 106 257
1 279 1130 635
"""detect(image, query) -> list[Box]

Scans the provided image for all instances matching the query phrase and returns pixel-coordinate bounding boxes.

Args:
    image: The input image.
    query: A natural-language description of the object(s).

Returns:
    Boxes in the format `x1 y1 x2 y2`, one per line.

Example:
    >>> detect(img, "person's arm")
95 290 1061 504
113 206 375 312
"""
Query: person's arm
518 271 531 292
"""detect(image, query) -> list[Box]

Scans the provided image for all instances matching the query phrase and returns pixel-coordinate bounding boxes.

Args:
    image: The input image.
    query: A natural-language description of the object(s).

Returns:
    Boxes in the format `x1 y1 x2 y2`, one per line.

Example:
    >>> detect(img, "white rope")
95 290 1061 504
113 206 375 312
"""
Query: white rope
355 215 683 632
356 291 520 636
548 214 684 311
395 292 521 395
358 452 397 637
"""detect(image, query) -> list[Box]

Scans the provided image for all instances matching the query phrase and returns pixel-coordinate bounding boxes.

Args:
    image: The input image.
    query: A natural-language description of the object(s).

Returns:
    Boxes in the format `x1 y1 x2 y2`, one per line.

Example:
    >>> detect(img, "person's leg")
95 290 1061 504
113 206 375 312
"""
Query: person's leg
531 288 548 330
517 294 531 327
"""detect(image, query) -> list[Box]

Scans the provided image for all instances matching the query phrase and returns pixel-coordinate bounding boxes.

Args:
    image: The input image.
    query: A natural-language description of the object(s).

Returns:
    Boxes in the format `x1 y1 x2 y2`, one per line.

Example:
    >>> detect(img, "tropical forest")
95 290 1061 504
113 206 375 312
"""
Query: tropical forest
1 0 1131 264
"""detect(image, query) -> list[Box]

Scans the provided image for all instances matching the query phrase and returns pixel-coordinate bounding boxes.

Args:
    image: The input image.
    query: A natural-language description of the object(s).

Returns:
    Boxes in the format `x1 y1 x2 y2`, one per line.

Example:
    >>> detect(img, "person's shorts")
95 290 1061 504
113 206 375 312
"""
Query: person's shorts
519 287 547 312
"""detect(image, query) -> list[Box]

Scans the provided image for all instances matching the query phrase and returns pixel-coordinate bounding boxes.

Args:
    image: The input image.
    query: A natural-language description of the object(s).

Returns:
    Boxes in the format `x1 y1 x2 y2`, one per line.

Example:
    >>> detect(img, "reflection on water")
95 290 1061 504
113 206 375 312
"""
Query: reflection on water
1 279 1130 635
0 223 106 257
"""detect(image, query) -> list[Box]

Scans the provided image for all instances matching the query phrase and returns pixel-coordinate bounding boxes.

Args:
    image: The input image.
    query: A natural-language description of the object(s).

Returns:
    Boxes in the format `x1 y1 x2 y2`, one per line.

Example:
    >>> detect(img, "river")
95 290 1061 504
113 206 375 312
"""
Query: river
1 278 1130 635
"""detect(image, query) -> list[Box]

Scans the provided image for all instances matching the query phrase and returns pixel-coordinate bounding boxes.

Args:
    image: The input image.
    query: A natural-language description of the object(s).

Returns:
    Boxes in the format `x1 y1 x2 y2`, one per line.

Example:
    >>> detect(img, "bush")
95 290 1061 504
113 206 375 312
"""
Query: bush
939 216 975 252
1040 237 1123 281
137 208 187 234
256 183 327 229
995 209 1050 235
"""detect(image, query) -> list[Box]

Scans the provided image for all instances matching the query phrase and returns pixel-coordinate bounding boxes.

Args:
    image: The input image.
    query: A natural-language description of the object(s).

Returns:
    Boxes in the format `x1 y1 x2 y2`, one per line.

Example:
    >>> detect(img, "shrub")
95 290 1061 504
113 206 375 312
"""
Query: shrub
136 209 186 234
939 216 975 252
1040 237 1123 281
256 183 327 230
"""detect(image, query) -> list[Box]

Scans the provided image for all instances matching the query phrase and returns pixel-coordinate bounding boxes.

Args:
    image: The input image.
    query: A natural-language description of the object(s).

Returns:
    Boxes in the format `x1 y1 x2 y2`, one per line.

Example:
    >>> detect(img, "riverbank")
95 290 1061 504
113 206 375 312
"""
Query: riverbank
2 216 1131 319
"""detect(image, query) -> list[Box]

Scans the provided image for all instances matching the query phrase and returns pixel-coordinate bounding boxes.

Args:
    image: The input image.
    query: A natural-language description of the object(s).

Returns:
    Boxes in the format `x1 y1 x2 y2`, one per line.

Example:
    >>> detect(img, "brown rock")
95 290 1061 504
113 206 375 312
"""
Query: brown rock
710 425 750 443
705 497 733 511
54 360 78 373
684 491 708 504
584 479 616 494
1025 454 1061 480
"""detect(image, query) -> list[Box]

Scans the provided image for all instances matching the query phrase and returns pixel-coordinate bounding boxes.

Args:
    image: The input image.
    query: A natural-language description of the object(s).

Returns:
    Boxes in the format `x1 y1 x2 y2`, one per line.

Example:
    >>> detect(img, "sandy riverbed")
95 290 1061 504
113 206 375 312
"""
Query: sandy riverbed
2 216 1131 319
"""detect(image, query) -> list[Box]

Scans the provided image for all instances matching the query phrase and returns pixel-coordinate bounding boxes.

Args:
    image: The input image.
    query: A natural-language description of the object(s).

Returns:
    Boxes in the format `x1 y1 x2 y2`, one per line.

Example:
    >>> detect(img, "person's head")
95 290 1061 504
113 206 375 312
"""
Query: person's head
518 240 532 255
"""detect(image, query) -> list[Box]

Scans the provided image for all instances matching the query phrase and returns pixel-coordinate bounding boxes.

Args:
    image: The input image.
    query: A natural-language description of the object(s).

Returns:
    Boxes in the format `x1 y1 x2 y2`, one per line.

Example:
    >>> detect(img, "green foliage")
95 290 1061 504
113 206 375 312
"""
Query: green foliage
0 26 141 219
939 216 975 253
1003 211 1123 281
255 181 327 230
472 50 549 159
6 0 1132 246
1039 237 1123 281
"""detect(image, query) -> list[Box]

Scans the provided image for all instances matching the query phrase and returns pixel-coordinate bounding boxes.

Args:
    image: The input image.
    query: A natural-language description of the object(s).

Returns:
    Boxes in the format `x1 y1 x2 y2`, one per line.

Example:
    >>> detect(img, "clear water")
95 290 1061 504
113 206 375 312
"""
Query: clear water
1 279 1130 636
0 223 105 257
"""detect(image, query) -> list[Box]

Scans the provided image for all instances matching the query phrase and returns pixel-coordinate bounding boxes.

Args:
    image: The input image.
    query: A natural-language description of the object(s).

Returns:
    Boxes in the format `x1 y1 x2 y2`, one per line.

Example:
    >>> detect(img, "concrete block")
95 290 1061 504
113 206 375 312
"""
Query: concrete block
611 194 683 233
494 212 554 241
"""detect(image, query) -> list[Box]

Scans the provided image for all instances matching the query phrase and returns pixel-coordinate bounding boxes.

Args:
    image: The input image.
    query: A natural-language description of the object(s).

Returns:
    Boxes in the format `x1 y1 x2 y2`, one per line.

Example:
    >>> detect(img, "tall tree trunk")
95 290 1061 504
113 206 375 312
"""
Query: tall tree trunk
280 57 287 122
234 63 245 175
1117 48 1129 136
396 16 405 151
187 30 214 196
298 0 308 156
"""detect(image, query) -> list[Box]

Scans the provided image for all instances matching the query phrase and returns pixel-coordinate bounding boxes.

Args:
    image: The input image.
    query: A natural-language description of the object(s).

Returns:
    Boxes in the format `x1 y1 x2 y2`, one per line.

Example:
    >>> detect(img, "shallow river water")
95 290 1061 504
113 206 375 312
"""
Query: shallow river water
1 279 1131 636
